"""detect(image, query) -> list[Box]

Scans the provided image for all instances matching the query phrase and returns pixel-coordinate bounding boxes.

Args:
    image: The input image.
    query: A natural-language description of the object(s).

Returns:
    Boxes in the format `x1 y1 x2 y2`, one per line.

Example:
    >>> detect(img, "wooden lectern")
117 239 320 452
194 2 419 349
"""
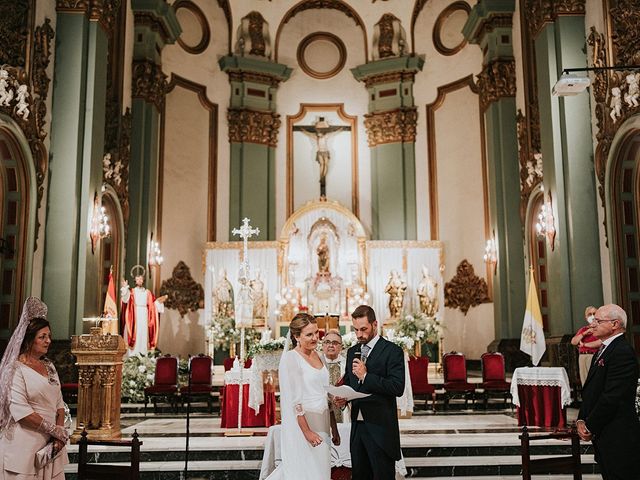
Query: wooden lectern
70 328 127 443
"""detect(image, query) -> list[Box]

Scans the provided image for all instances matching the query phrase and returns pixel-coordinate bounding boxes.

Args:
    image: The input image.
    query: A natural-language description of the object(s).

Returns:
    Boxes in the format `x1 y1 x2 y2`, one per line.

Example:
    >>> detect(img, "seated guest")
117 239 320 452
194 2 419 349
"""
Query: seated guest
571 305 602 385
322 329 347 423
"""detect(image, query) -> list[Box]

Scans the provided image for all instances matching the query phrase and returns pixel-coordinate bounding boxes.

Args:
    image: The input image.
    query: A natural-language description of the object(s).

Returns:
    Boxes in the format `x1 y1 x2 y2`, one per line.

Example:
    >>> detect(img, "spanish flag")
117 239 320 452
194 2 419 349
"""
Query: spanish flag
519 268 546 366
102 267 119 334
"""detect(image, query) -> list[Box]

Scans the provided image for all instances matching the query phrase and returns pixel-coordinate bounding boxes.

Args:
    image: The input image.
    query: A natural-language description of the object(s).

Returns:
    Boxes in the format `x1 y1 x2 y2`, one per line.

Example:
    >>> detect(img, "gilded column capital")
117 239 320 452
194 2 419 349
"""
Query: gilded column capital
476 58 516 111
56 0 90 12
132 60 167 110
227 108 281 147
526 0 585 38
363 107 418 147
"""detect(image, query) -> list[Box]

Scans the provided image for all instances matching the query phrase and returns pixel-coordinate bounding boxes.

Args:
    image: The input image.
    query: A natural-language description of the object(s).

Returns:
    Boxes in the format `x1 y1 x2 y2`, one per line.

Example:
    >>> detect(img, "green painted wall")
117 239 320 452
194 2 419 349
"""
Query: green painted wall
535 17 603 335
43 16 108 338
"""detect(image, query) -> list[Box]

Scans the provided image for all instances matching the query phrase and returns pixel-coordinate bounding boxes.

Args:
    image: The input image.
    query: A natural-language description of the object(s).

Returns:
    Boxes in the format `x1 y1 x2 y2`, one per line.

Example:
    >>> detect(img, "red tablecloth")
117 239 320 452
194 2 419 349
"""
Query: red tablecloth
516 384 566 428
220 383 276 428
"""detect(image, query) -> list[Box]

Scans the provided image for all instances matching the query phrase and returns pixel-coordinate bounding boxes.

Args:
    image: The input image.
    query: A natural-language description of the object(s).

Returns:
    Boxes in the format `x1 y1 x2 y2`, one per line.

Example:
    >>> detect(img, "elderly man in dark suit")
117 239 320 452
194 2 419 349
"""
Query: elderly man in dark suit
577 304 640 480
334 305 405 480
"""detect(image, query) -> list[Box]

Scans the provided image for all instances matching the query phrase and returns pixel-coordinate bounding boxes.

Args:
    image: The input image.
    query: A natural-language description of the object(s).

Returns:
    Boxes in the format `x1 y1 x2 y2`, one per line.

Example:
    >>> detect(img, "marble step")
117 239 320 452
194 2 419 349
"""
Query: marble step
64 453 598 479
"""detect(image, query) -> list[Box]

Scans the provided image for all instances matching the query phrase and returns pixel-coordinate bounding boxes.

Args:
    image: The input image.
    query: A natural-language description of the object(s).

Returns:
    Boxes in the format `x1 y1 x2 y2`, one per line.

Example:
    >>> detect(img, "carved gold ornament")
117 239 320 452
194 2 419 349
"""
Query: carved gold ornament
525 0 585 38
132 60 167 110
227 108 281 147
476 59 516 112
364 107 418 147
160 261 204 317
444 259 490 315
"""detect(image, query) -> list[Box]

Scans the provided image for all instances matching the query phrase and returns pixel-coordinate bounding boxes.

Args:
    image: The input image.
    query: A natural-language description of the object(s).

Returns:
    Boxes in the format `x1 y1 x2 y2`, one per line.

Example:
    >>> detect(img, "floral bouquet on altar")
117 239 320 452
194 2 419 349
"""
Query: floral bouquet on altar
341 331 358 350
208 316 260 355
121 351 159 402
248 336 287 357
395 312 443 345
388 335 415 352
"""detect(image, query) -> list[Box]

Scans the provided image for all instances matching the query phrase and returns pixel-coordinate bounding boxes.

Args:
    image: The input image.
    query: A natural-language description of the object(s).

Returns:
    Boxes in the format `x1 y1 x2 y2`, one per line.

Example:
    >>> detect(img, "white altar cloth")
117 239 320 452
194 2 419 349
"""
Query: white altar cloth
510 367 572 407
259 423 407 480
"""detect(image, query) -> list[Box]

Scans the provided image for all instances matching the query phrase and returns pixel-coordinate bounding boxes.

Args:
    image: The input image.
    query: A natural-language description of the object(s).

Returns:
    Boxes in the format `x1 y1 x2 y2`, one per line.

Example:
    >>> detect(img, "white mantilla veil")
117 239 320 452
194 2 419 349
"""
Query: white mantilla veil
0 297 48 434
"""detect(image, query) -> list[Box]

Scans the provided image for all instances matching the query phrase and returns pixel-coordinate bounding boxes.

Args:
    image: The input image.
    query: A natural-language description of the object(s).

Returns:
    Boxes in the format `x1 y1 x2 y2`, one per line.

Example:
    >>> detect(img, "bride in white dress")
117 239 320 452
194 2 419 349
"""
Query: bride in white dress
267 314 340 480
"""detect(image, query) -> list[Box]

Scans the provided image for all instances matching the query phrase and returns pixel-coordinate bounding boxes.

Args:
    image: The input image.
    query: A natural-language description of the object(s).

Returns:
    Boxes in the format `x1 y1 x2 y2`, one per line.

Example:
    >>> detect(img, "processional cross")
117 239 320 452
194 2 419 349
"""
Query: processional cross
232 217 260 279
293 117 350 198
228 217 260 436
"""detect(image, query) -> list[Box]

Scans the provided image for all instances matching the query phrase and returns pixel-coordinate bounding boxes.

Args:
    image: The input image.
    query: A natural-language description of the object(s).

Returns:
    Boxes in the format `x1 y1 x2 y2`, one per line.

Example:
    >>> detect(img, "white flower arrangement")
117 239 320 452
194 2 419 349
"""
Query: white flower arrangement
341 331 358 350
248 336 287 357
396 312 443 344
121 352 158 402
390 335 415 352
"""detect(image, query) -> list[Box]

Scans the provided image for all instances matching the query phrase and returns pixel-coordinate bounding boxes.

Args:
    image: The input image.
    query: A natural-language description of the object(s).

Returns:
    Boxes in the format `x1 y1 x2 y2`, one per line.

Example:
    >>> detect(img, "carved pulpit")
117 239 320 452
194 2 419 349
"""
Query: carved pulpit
70 328 126 443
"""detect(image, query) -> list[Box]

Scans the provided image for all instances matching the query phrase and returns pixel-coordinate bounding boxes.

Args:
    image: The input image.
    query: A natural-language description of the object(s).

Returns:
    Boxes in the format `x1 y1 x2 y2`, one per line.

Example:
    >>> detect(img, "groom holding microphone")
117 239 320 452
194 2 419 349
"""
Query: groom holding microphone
334 305 405 480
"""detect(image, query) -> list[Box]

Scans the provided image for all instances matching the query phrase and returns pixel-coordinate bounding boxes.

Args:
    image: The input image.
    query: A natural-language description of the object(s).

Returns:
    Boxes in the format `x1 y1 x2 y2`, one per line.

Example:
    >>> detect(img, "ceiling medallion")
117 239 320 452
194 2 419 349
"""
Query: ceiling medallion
297 32 347 80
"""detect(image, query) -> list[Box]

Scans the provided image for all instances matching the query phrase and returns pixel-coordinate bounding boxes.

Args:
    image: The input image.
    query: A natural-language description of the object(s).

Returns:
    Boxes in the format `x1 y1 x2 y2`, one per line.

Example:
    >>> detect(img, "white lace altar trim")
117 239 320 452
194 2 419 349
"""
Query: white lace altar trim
510 367 572 407
249 351 283 413
396 351 414 415
224 368 252 385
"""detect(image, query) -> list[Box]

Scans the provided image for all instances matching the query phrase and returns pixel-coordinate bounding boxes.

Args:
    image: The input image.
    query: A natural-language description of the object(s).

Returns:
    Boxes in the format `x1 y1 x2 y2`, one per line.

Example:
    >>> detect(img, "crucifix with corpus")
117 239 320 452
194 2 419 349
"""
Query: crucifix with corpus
293 117 350 198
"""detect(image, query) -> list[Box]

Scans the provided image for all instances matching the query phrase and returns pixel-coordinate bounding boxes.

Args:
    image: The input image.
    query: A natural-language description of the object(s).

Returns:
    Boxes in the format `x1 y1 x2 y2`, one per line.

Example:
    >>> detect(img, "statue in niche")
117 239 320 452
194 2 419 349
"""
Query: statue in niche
213 269 234 318
385 270 407 319
294 117 350 198
417 265 439 317
235 276 254 328
250 269 268 325
317 234 330 274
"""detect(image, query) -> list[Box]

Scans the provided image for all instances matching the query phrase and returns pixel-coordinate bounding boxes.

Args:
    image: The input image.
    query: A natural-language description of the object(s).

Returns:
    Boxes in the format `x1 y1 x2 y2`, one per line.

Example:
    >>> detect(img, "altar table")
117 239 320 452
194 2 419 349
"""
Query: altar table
221 369 276 428
259 423 408 480
510 367 571 428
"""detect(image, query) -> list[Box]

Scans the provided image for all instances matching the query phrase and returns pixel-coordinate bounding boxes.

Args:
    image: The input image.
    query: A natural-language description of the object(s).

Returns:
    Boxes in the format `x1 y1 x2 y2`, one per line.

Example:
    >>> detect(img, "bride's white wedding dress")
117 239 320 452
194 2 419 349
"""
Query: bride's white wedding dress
266 349 331 480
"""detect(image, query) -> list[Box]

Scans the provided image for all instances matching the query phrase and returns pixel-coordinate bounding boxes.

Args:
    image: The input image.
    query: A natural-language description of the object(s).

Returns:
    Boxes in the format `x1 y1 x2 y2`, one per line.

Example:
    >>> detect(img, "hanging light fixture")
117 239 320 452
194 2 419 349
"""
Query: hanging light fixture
148 238 164 267
483 237 497 273
89 192 110 253
535 191 556 250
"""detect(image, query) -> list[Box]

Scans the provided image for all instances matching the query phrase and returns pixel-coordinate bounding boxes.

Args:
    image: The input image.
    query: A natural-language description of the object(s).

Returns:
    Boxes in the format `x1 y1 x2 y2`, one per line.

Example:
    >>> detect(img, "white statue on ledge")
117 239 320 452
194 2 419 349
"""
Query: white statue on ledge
417 265 439 318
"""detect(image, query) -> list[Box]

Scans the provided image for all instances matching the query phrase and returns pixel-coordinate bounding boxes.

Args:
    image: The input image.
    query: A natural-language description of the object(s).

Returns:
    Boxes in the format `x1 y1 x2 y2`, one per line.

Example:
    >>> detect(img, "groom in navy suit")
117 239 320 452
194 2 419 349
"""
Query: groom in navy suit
335 305 405 480
577 304 640 480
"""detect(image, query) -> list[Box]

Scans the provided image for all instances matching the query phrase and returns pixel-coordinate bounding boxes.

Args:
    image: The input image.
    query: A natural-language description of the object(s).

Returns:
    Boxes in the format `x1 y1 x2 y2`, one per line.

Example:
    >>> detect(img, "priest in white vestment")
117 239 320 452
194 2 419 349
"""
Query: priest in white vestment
120 273 166 356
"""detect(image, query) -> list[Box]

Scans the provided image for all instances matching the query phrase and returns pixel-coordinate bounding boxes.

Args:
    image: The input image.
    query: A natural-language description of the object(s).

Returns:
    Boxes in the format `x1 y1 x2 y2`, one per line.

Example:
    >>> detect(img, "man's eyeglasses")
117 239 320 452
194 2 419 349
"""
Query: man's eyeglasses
593 318 617 325
322 340 341 346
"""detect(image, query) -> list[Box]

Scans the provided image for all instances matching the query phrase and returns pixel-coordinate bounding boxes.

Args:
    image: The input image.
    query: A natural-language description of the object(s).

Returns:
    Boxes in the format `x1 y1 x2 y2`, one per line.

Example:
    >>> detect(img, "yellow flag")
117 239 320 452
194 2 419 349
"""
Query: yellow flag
520 269 546 365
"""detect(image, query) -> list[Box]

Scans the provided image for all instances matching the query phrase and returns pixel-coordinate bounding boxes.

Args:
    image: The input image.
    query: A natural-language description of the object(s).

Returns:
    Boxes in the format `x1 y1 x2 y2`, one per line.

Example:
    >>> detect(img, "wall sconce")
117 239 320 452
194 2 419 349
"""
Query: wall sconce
148 238 164 267
89 193 110 254
483 237 497 273
535 191 556 250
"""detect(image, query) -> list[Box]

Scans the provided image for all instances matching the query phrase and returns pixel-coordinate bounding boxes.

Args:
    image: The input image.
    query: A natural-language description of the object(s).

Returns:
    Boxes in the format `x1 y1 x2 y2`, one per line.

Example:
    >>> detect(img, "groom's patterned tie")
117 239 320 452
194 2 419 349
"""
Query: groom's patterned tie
361 344 371 364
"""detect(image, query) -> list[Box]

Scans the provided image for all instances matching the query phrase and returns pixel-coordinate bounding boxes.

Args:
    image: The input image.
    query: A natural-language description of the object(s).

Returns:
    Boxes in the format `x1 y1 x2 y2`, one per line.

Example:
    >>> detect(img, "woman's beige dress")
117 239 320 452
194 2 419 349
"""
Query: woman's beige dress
0 360 69 479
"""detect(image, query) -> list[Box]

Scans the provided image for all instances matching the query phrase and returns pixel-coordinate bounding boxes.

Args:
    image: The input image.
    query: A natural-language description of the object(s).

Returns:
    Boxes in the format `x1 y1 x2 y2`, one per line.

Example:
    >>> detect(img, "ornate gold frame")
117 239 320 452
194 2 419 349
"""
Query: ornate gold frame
174 0 211 55
297 32 347 80
286 103 359 218
432 2 471 56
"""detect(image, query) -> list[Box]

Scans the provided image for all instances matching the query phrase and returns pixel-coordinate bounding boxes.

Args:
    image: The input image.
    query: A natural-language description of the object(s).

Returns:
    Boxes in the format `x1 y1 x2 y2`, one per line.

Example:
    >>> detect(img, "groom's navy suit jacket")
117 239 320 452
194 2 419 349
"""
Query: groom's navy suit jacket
578 334 640 479
344 337 405 460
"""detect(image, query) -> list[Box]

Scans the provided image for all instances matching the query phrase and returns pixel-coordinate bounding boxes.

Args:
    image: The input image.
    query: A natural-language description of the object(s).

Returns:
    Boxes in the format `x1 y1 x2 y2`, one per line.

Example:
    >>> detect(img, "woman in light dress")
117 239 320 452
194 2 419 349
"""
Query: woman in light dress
267 313 340 479
0 297 69 479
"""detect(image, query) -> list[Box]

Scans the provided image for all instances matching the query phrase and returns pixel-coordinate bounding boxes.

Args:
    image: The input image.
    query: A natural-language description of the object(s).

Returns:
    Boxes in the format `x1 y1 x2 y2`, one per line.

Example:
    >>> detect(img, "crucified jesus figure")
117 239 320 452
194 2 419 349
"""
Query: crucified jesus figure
295 117 350 198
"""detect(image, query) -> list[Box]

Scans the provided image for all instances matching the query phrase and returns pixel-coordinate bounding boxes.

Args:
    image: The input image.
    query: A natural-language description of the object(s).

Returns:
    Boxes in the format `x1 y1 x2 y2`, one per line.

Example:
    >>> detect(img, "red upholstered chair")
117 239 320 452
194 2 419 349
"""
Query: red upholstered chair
480 352 511 409
443 352 476 409
408 356 436 411
143 355 178 415
181 354 214 411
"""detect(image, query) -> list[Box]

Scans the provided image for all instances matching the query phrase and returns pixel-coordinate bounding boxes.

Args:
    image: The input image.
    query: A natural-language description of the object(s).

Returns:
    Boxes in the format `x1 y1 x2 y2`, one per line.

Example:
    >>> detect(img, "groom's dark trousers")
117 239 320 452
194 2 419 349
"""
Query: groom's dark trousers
345 337 405 480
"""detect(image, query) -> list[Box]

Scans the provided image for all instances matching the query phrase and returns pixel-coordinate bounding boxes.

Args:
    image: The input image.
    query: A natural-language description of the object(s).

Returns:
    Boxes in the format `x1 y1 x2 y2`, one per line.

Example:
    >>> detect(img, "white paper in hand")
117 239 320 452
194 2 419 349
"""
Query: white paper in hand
325 384 371 401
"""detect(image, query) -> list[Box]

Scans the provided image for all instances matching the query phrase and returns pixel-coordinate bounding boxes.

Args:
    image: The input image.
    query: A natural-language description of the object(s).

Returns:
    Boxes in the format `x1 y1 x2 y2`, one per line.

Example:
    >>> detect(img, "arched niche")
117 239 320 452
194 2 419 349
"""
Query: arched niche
0 115 37 334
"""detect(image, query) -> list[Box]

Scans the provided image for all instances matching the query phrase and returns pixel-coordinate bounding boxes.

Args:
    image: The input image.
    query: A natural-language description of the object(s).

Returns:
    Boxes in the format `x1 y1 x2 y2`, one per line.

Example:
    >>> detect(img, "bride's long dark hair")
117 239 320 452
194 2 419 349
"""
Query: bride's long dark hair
289 313 316 348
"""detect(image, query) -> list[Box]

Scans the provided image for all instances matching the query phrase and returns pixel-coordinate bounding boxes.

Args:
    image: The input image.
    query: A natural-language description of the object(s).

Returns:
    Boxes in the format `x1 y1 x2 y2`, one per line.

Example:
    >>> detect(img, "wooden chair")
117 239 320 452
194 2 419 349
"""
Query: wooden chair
77 429 142 480
519 425 582 479
143 355 179 415
480 352 511 409
408 356 436 411
442 352 476 409
181 354 214 411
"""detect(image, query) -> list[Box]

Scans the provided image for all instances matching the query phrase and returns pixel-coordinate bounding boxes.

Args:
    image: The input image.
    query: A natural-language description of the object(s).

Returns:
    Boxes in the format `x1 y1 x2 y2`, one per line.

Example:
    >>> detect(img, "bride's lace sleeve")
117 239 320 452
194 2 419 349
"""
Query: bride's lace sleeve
279 351 306 417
